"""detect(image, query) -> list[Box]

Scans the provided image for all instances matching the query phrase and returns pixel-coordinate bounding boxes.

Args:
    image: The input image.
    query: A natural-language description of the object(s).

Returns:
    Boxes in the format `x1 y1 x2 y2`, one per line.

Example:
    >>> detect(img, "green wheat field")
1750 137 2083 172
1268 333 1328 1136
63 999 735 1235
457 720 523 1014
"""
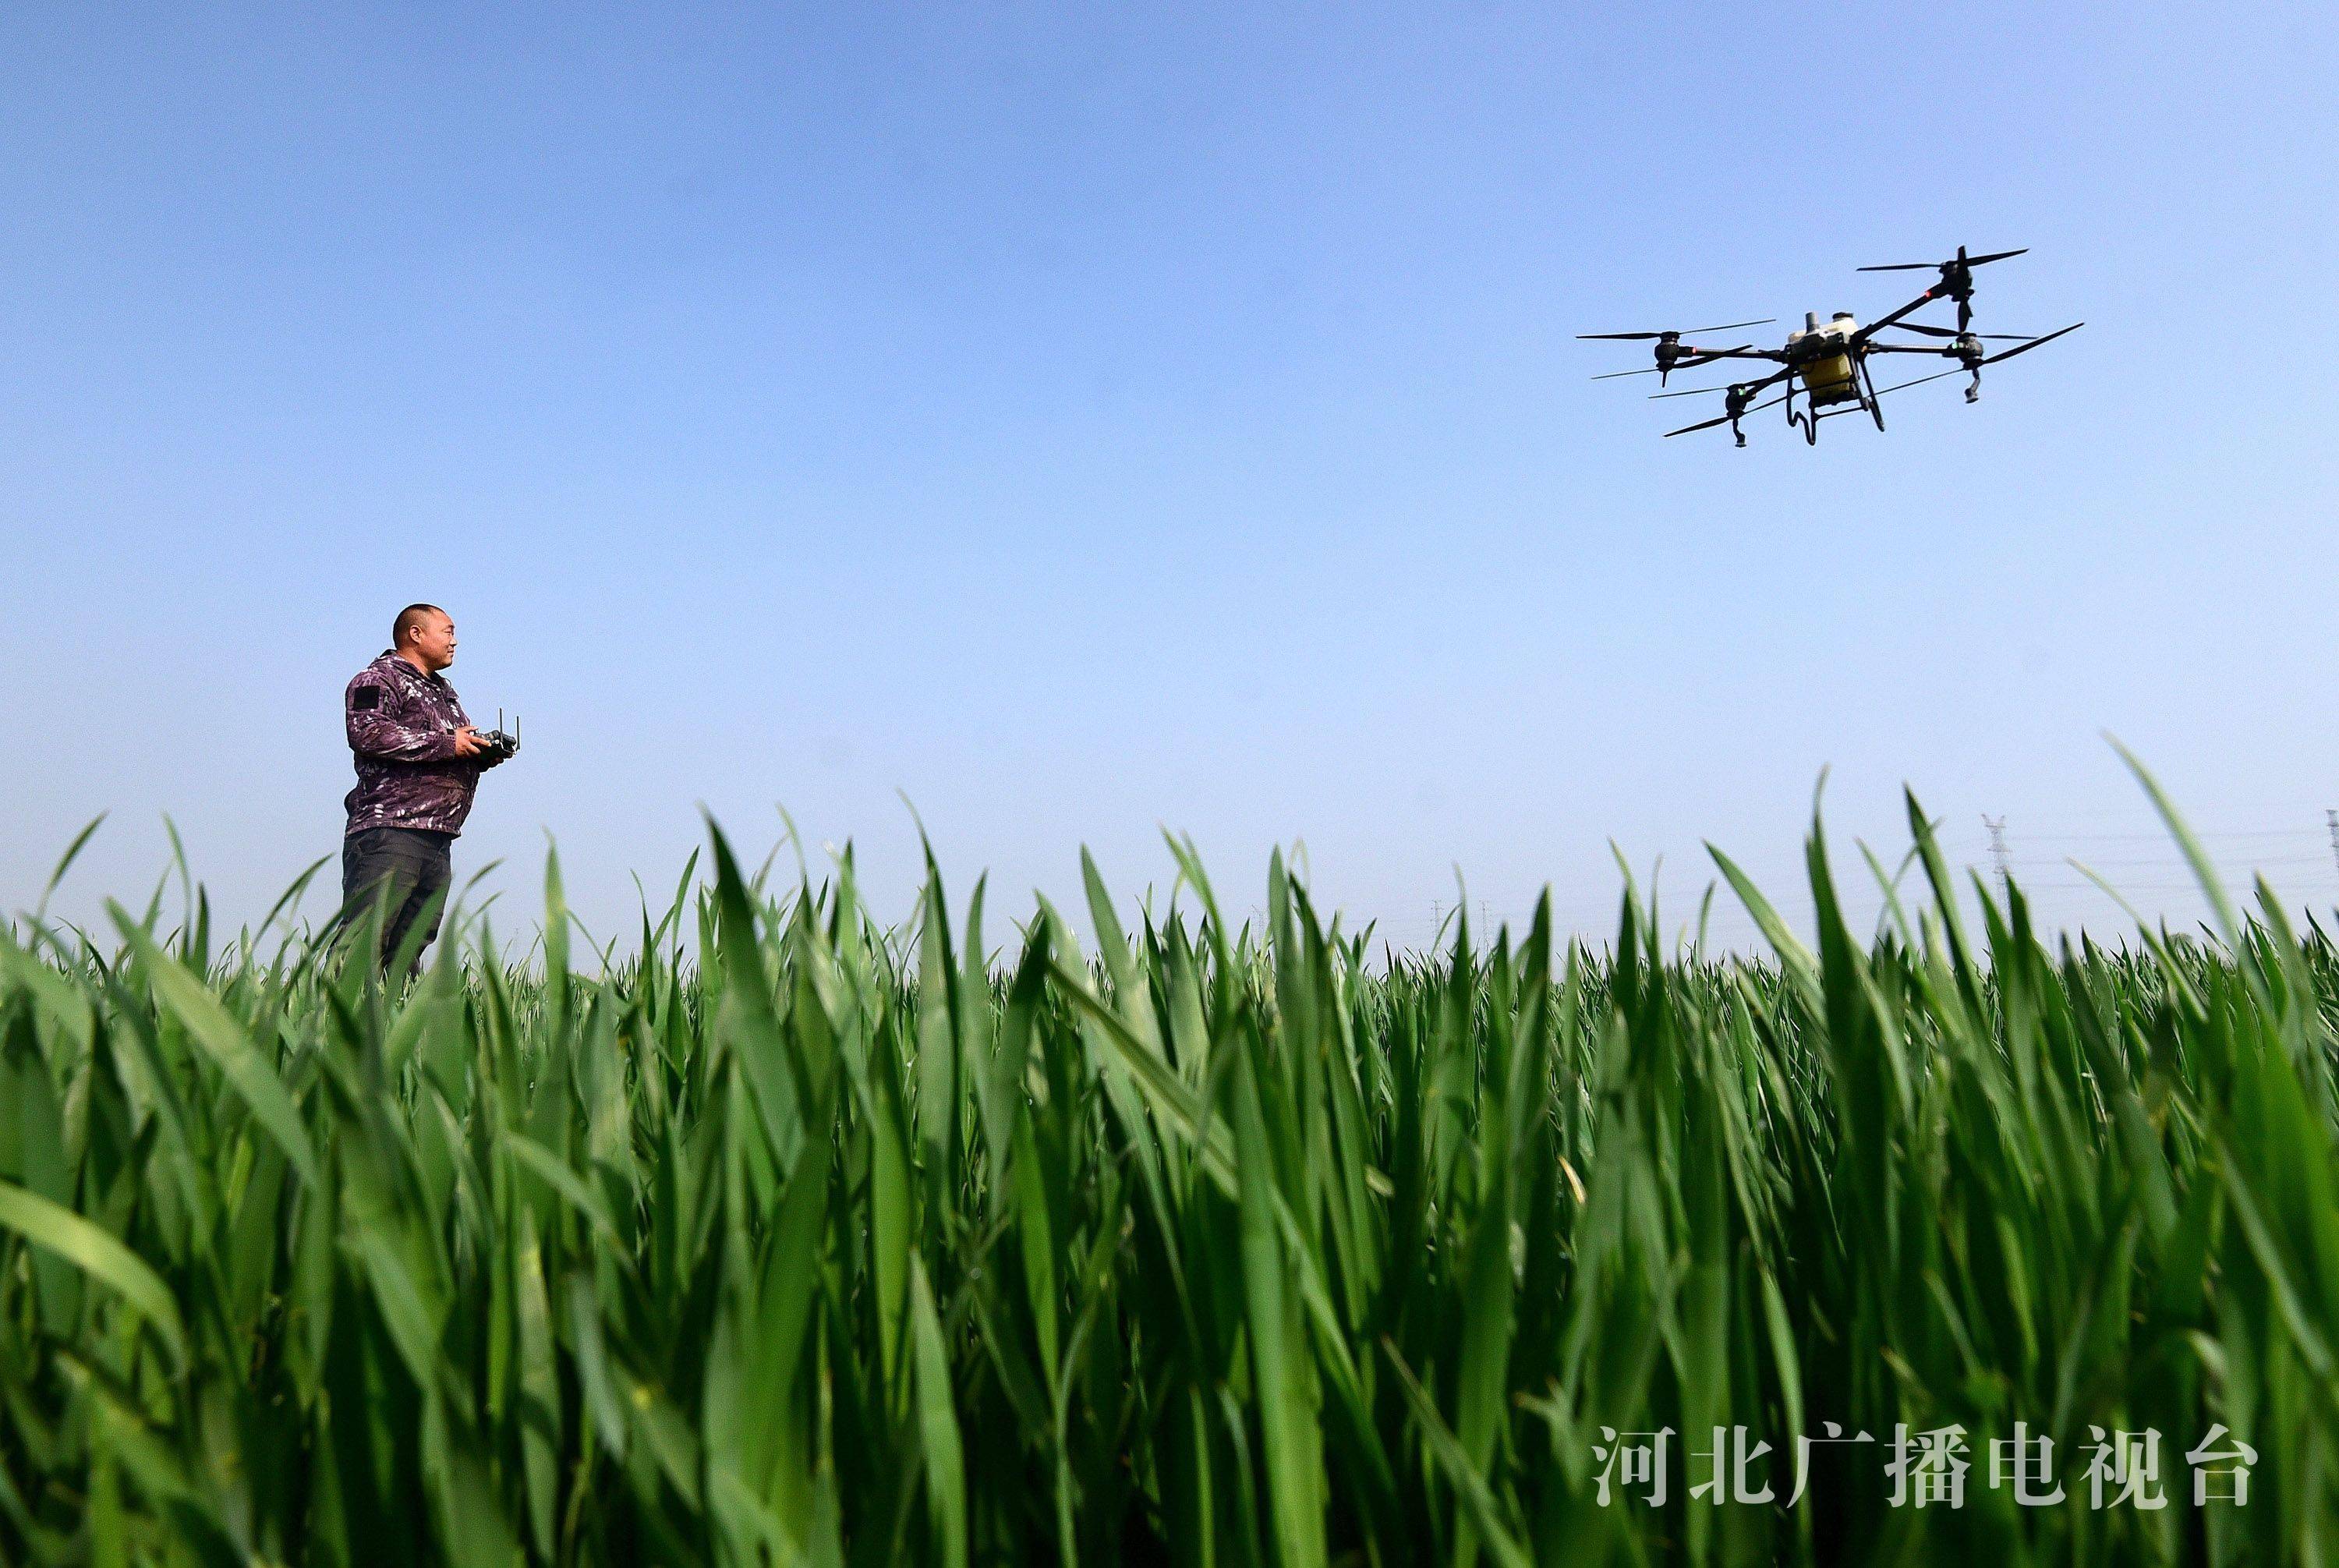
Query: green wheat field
2 777 2336 1566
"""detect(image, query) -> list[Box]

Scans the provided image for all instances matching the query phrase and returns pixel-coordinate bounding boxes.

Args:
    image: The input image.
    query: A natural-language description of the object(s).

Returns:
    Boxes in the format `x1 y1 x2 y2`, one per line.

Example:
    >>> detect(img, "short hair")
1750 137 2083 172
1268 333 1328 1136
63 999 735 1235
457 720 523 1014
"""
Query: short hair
393 603 446 646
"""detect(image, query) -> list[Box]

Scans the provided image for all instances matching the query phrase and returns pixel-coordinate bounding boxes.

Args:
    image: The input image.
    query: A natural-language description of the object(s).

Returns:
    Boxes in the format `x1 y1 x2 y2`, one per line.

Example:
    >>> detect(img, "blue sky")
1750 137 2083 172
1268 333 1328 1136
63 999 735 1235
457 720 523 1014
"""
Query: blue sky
5 2 2337 953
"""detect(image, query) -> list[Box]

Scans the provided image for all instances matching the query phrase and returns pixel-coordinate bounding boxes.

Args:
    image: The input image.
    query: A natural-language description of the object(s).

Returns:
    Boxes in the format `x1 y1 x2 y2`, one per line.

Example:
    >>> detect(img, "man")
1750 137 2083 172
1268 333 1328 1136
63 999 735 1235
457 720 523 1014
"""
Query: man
339 603 516 969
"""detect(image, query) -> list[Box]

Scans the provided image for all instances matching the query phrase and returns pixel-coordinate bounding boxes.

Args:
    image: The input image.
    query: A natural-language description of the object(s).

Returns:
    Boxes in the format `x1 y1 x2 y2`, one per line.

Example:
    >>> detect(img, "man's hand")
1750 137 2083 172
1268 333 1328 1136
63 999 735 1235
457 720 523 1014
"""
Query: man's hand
451 727 487 758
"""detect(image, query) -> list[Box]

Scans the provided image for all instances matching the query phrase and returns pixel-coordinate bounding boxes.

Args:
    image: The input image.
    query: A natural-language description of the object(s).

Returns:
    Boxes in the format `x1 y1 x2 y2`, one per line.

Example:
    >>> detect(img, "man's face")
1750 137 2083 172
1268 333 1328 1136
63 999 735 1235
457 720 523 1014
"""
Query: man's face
409 612 458 671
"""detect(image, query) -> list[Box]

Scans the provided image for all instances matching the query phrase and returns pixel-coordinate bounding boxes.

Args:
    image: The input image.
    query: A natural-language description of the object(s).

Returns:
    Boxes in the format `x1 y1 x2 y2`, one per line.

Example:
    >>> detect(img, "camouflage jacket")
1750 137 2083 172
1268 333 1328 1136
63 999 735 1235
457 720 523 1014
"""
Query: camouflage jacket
342 651 504 837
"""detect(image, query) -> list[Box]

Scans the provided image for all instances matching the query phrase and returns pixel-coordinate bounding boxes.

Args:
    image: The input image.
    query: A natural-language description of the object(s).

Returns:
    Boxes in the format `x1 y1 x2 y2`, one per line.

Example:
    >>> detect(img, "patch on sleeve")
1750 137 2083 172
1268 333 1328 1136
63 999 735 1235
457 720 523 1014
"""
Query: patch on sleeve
351 685 381 711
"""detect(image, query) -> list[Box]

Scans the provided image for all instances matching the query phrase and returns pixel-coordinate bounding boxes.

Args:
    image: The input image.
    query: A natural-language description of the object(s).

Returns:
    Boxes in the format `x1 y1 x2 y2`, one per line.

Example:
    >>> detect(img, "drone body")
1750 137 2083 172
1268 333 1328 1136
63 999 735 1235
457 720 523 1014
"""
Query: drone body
1786 313 1863 410
1580 247 2081 445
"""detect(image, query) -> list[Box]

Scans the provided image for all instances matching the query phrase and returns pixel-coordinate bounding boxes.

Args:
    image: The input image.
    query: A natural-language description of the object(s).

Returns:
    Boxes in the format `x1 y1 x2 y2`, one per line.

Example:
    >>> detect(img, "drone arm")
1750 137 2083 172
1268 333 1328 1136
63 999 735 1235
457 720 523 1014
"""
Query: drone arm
1849 291 1946 345
1647 363 1797 402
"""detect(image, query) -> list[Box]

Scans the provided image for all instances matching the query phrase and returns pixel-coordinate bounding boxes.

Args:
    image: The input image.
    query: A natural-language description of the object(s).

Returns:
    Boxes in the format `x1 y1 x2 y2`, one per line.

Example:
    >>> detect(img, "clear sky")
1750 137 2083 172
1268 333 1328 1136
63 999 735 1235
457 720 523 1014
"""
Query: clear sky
5 2 2337 954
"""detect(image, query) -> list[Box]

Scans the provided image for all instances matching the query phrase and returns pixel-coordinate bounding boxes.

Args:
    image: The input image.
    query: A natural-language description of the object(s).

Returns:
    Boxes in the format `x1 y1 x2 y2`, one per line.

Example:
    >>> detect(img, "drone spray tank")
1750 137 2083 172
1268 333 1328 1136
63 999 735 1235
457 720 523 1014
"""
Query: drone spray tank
1785 310 1860 408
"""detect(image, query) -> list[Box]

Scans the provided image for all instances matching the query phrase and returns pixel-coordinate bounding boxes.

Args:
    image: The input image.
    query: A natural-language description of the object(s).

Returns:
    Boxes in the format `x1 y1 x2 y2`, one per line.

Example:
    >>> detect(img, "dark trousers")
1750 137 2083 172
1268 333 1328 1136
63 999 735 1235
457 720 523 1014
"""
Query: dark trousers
340 827 455 969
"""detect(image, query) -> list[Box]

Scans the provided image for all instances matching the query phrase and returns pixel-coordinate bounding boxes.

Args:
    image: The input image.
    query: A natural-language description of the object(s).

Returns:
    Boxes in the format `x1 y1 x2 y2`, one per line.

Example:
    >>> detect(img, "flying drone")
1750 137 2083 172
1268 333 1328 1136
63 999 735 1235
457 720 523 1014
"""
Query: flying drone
1580 247 2082 445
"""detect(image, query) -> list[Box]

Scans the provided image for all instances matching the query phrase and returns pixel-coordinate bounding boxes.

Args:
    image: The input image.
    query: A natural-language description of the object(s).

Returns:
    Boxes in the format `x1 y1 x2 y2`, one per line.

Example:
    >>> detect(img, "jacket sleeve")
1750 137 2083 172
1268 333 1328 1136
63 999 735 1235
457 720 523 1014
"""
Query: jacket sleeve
346 674 462 763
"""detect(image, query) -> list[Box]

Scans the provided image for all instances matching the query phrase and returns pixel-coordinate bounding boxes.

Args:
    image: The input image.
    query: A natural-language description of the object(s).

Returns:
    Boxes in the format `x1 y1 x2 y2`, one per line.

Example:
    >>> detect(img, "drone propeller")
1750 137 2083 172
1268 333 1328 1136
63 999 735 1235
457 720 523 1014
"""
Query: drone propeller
1576 318 1775 341
1867 336 2078 400
1869 367 1967 398
1590 344 1754 380
1882 322 2033 342
1664 410 1746 437
1858 246 2028 274
1978 322 2082 364
1664 388 1792 437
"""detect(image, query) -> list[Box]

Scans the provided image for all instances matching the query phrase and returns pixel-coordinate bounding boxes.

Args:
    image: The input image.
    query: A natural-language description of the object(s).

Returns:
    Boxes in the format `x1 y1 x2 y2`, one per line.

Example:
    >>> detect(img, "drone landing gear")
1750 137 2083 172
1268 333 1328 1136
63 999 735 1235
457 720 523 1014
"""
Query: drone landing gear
1964 366 1983 403
1780 384 1817 444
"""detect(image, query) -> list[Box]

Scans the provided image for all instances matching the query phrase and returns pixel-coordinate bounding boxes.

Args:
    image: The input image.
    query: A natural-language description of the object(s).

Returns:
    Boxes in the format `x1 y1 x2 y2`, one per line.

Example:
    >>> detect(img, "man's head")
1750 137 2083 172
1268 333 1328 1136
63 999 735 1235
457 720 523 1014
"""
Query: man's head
393 603 457 672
